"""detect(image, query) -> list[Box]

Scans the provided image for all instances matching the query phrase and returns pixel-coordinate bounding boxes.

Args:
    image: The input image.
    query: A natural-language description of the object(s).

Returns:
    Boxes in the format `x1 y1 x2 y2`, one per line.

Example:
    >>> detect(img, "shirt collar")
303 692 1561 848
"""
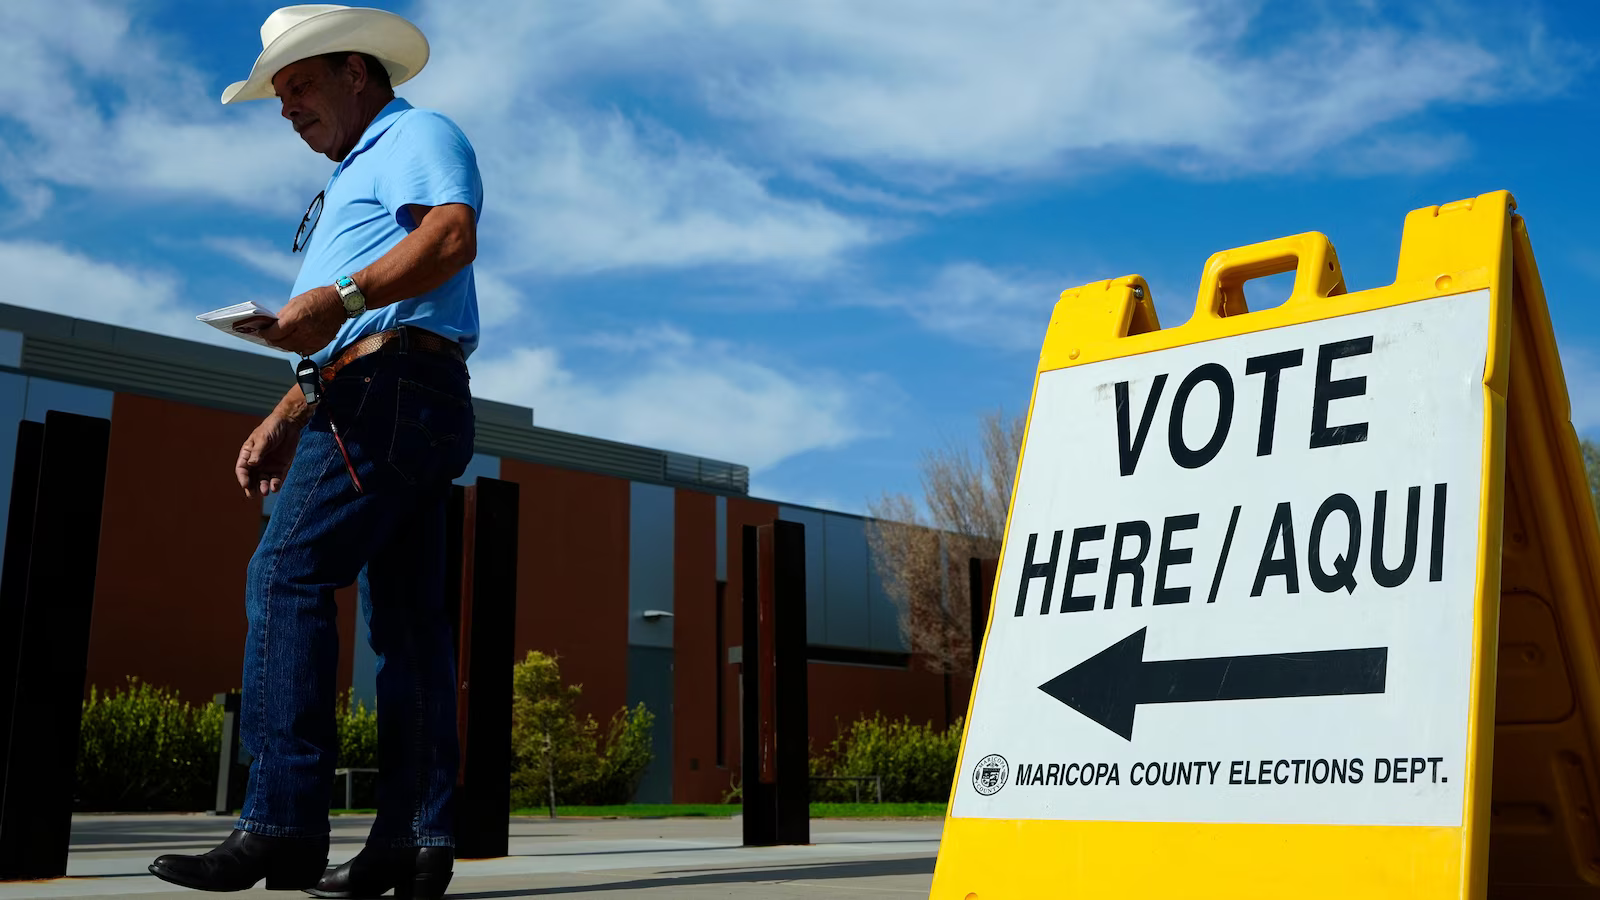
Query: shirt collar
335 97 412 174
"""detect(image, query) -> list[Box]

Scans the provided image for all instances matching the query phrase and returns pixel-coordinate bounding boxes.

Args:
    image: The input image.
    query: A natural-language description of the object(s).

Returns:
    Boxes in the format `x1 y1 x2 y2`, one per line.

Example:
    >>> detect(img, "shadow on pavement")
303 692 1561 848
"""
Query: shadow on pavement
447 856 937 897
70 834 379 851
484 836 937 861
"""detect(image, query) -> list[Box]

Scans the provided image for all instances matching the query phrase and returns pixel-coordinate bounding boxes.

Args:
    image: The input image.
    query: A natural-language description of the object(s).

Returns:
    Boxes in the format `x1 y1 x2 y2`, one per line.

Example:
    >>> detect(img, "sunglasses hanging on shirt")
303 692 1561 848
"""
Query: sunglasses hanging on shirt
292 190 324 253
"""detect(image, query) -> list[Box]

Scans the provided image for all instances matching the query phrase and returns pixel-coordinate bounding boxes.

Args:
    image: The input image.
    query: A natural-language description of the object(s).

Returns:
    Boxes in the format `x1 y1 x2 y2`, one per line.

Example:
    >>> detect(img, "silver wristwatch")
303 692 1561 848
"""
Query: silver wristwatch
334 275 366 318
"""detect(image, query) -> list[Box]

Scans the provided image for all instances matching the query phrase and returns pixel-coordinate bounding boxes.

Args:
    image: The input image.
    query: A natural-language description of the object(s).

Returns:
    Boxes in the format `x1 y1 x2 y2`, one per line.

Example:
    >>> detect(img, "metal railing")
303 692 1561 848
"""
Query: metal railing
334 768 378 810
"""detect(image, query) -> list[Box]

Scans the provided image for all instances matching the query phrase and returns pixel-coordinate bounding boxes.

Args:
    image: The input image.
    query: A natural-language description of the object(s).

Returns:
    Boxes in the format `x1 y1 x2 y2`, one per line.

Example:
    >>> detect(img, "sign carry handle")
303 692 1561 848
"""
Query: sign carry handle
1192 231 1347 321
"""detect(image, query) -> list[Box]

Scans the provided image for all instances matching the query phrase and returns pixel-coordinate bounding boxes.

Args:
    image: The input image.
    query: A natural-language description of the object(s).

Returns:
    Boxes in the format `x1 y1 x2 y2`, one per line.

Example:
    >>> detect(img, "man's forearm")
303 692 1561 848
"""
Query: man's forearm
348 203 476 310
272 385 312 425
258 203 476 359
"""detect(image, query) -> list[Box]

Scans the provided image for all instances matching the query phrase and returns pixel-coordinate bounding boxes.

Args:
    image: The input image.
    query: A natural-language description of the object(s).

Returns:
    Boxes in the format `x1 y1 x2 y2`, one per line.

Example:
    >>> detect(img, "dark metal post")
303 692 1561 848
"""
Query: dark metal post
452 477 519 859
0 421 43 796
741 520 808 846
0 411 112 881
969 557 997 668
771 520 808 844
444 485 466 670
212 692 242 816
739 525 771 845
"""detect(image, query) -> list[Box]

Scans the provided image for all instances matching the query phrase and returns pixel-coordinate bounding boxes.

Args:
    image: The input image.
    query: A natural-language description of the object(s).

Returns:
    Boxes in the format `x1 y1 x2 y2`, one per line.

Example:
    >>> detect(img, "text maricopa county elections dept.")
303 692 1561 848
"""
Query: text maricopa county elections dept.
1013 333 1449 618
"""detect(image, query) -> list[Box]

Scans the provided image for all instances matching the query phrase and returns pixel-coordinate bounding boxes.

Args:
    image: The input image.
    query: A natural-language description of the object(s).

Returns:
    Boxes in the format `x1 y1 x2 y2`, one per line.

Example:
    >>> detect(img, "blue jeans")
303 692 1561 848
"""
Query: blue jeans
236 341 475 847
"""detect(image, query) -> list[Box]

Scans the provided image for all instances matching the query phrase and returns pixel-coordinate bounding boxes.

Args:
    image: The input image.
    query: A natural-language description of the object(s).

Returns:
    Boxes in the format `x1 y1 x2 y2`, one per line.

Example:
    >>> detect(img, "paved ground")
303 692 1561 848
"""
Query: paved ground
0 814 943 899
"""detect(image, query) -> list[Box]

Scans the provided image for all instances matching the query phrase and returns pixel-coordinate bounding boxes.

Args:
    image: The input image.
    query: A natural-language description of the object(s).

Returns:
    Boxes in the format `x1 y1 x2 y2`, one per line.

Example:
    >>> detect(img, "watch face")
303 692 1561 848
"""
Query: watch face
336 278 364 315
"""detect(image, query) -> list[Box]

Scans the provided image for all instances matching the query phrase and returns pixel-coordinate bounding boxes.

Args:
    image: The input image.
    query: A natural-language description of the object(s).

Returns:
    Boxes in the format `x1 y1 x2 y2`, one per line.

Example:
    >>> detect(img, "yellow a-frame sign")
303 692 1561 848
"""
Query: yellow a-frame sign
932 191 1600 898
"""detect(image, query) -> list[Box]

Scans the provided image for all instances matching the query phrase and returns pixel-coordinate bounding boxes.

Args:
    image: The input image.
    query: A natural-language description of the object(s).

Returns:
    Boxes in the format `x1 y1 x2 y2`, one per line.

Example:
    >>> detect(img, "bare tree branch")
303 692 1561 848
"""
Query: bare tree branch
867 408 1025 674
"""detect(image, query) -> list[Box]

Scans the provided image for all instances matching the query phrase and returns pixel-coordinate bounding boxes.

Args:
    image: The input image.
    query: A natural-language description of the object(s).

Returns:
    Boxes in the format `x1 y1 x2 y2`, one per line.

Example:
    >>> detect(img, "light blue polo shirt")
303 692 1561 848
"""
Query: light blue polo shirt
290 97 482 368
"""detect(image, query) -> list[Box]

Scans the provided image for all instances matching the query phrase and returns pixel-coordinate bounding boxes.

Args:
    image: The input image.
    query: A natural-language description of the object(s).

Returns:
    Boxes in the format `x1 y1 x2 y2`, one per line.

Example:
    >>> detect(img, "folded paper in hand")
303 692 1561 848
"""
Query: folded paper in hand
197 301 280 349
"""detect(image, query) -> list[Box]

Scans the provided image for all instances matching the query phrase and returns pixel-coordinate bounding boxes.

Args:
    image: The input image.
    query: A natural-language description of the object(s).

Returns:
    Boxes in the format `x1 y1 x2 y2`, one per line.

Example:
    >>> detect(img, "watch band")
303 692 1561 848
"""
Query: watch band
334 275 366 319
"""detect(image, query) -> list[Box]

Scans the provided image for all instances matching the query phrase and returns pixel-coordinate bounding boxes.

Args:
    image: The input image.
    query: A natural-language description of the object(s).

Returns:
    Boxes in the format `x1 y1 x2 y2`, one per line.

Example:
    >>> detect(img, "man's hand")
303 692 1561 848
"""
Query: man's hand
262 285 346 356
236 413 304 498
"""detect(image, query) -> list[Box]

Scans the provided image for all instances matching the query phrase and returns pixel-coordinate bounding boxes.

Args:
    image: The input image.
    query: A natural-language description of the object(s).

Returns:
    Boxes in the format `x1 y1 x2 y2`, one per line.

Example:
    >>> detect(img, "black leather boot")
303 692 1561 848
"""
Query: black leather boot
149 829 329 892
306 845 454 900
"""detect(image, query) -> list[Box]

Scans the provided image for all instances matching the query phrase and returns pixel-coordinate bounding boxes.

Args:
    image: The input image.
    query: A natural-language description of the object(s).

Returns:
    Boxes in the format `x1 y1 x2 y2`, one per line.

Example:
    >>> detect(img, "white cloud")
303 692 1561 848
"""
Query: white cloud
572 323 697 355
0 0 879 276
402 1 883 273
467 109 877 276
0 0 326 216
857 262 1070 351
206 238 305 286
471 268 526 329
0 240 281 357
720 3 1569 178
104 110 327 213
408 0 1579 185
467 326 866 470
3 0 1570 281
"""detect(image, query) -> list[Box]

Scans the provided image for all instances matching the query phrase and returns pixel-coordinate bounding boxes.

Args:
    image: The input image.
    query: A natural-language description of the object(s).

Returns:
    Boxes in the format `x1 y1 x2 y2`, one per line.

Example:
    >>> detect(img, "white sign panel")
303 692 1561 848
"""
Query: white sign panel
953 290 1490 827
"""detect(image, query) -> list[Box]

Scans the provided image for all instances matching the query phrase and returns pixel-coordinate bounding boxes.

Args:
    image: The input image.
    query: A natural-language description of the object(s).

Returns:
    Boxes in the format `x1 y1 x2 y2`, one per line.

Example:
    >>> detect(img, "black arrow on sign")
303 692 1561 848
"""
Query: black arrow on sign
1037 627 1388 741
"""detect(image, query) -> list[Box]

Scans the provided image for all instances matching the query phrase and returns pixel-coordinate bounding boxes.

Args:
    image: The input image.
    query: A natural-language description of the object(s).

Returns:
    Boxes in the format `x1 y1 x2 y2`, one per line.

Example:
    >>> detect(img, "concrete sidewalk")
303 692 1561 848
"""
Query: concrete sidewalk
0 814 943 898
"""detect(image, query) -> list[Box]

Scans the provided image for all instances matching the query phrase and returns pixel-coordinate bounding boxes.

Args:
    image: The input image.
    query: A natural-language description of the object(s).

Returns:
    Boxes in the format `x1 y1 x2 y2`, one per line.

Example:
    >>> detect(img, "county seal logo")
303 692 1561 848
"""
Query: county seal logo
972 754 1009 796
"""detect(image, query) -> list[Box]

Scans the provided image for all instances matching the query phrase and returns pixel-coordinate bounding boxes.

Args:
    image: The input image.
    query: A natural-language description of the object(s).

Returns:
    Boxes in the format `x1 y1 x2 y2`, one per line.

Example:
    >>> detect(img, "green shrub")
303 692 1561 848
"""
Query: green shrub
75 678 222 811
332 689 380 808
76 680 387 812
509 651 654 812
810 713 963 803
561 702 654 806
336 689 378 769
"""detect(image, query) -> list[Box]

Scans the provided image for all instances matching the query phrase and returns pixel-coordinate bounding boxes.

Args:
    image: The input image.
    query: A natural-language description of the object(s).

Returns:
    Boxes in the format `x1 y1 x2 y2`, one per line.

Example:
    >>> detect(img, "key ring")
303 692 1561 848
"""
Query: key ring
295 356 364 494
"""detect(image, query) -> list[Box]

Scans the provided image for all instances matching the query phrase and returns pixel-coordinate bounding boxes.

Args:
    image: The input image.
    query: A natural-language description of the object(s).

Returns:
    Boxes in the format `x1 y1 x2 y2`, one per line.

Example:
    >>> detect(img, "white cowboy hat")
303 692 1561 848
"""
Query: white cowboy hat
221 4 429 105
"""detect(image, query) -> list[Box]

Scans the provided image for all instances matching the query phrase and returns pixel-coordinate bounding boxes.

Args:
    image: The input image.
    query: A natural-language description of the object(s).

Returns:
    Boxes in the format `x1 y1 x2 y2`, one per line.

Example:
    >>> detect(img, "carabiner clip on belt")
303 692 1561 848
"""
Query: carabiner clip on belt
296 356 364 494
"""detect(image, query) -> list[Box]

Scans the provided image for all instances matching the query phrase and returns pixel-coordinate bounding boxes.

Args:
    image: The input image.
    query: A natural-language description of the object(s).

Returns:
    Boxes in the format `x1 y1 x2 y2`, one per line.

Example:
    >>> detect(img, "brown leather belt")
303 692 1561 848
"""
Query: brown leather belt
321 326 464 382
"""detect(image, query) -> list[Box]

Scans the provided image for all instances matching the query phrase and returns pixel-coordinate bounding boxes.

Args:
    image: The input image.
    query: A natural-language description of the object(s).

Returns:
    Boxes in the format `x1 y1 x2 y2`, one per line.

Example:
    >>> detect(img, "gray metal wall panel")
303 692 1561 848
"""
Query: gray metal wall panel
0 330 22 369
0 305 75 341
868 555 907 652
625 645 674 803
715 496 727 583
628 482 675 648
778 506 827 644
23 378 113 423
24 337 285 417
474 420 666 484
822 514 871 649
473 397 531 428
0 375 112 592
454 453 501 487
0 373 29 587
352 620 377 715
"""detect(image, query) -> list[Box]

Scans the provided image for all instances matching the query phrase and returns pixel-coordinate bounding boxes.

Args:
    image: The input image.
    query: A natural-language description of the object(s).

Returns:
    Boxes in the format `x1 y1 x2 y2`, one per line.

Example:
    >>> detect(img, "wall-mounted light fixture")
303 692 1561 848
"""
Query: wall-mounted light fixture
641 609 675 621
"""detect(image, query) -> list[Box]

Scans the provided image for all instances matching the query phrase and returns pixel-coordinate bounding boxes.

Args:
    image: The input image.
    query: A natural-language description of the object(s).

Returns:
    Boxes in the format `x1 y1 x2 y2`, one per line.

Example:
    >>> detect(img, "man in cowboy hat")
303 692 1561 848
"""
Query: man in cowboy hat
149 6 481 898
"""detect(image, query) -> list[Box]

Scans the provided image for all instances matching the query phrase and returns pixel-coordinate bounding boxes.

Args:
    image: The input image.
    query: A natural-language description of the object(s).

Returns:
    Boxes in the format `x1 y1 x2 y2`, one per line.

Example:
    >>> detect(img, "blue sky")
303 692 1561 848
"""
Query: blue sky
1 0 1597 514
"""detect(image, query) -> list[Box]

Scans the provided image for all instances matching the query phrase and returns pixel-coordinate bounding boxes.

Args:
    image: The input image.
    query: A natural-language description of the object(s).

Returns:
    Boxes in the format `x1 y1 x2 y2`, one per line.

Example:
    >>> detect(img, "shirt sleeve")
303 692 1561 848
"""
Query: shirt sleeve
374 111 483 231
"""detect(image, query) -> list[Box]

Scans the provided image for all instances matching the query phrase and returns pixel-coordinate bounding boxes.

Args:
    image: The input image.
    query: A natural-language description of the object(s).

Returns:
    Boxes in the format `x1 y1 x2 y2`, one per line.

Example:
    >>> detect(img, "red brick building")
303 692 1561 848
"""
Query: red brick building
0 303 970 804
